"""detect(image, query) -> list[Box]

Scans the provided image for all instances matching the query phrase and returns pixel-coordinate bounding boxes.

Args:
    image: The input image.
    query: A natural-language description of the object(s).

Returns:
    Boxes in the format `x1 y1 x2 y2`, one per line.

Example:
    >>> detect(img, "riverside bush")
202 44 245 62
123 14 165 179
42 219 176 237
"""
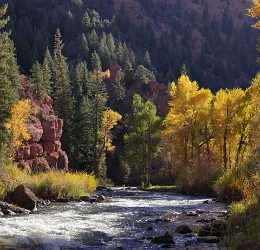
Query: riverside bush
0 165 97 200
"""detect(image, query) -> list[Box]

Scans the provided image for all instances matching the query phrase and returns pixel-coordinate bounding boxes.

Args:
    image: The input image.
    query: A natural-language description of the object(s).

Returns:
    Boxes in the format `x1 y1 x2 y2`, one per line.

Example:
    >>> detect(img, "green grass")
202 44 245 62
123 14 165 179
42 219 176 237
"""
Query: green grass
0 164 97 200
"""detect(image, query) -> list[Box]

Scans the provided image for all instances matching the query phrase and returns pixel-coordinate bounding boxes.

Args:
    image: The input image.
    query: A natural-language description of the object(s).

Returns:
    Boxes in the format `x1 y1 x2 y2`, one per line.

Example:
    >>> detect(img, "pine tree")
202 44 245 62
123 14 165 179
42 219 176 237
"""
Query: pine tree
91 50 102 71
30 62 46 98
87 29 99 51
144 50 152 69
52 29 73 155
0 4 20 144
81 33 89 60
42 47 53 94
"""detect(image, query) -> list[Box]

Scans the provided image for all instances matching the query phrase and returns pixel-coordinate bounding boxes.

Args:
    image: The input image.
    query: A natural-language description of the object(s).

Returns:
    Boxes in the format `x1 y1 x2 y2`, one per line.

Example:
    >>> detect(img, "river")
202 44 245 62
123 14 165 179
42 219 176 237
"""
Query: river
0 188 227 250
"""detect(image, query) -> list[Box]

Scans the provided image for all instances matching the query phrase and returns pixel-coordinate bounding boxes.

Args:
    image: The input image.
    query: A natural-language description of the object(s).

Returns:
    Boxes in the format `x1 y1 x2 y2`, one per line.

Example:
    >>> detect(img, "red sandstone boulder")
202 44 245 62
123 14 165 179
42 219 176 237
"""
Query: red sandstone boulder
31 157 51 173
42 116 63 142
27 117 43 142
30 143 43 158
43 141 61 154
16 145 30 161
57 150 69 171
47 152 59 169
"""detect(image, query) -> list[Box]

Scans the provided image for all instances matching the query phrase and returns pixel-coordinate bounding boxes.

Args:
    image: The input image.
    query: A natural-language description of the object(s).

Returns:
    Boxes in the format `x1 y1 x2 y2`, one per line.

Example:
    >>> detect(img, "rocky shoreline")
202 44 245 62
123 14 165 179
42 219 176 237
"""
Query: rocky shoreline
0 187 228 249
0 185 110 217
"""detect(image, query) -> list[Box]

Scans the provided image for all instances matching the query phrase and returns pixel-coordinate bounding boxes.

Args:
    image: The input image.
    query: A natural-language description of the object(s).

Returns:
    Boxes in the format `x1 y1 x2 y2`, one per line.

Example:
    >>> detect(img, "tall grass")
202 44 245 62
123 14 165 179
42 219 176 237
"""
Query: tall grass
0 165 97 200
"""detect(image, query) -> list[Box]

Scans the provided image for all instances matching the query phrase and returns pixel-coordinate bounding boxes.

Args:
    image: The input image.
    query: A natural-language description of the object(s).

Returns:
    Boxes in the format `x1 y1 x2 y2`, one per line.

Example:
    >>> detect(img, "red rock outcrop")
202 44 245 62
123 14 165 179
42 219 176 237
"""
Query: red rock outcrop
16 79 69 172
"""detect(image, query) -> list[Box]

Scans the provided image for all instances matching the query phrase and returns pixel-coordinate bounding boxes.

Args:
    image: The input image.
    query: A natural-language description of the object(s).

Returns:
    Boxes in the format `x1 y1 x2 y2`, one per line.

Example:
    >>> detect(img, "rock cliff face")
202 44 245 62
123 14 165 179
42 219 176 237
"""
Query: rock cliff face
16 77 69 173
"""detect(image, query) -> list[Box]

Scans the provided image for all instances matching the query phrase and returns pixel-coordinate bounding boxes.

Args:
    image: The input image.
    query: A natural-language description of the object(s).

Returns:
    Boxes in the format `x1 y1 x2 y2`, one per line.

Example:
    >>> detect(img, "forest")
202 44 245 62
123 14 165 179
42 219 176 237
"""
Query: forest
0 0 260 249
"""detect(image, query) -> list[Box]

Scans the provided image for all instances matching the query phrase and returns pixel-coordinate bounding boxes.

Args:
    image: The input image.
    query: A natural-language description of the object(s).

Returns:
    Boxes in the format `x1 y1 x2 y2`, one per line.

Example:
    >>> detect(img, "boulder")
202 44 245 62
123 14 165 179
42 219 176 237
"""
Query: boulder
16 145 30 161
4 185 40 211
0 201 30 215
57 150 69 171
30 143 43 158
43 141 61 154
175 224 193 234
197 236 220 243
27 117 43 142
198 224 212 237
211 219 227 237
42 116 63 142
151 232 174 245
31 157 51 173
47 152 59 168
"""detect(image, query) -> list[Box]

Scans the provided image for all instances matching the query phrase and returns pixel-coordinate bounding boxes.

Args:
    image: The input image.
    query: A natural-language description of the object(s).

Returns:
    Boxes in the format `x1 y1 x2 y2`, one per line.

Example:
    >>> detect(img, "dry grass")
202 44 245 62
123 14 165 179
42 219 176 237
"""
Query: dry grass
0 165 97 200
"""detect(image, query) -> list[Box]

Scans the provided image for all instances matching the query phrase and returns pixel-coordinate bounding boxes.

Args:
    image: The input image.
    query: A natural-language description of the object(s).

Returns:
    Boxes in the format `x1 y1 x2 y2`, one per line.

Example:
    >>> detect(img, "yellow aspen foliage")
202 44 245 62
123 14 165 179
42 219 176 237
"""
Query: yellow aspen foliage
213 90 244 168
5 99 32 155
163 74 213 169
248 0 260 28
100 108 122 152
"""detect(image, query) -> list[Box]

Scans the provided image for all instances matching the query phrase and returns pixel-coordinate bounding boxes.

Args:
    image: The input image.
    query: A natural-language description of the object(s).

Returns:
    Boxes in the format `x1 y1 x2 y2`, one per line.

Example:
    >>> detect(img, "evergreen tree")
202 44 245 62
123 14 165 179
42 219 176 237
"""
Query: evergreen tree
42 47 53 94
0 4 20 144
87 29 99 51
81 34 89 60
124 94 161 186
91 50 102 71
135 65 155 84
30 62 45 98
52 29 73 155
144 50 152 69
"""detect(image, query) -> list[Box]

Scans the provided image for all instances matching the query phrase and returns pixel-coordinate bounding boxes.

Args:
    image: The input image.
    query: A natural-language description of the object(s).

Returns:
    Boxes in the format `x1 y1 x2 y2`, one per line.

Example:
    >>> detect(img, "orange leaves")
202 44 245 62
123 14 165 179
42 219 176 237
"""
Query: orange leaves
101 108 122 152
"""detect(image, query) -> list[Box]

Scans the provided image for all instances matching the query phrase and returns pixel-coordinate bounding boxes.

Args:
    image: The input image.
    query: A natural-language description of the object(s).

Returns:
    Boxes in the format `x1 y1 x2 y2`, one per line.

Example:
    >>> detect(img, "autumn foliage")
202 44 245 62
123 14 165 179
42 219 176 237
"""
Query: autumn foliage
162 73 260 194
5 100 32 156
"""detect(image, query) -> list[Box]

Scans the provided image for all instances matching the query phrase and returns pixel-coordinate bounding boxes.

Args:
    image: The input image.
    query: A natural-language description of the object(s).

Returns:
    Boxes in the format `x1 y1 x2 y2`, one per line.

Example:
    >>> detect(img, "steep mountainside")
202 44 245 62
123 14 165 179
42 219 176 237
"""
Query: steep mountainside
7 0 258 89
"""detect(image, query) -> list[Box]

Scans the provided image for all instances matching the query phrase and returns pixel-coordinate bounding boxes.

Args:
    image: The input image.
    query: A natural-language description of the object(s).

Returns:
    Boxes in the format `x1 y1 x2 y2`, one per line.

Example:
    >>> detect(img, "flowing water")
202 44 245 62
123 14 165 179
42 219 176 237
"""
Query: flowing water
0 188 227 250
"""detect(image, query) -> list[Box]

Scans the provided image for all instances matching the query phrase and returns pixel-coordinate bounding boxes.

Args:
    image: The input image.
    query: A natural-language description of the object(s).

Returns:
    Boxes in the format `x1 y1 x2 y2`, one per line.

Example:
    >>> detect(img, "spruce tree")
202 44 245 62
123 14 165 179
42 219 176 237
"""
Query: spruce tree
42 47 53 94
30 62 45 98
52 29 73 156
91 50 102 71
0 4 20 144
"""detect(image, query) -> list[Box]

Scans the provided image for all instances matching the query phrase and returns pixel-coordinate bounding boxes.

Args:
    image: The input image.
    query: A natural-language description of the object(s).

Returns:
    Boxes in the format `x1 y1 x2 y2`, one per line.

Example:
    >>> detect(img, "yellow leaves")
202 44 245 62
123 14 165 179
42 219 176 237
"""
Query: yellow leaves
101 108 122 152
248 0 260 28
5 99 32 154
165 74 213 131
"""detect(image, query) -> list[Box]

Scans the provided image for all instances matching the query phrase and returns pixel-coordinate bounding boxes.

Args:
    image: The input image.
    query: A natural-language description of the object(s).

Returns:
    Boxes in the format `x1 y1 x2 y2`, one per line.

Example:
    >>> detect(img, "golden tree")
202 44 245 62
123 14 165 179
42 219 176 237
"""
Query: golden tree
5 100 32 157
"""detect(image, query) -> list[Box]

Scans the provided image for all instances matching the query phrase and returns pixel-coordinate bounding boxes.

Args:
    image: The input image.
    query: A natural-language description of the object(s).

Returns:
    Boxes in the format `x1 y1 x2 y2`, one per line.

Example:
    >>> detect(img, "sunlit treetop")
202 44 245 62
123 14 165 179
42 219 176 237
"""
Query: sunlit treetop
249 0 260 28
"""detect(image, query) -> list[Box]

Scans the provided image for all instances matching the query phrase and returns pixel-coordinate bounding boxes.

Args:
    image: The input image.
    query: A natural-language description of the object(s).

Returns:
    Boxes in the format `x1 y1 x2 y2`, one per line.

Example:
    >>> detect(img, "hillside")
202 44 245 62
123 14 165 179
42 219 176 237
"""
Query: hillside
8 0 258 89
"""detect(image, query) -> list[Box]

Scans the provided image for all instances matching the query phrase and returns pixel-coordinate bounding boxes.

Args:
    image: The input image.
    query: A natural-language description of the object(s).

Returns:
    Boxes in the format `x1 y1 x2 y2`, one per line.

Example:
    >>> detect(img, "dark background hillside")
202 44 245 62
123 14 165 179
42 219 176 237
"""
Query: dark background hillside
5 0 258 90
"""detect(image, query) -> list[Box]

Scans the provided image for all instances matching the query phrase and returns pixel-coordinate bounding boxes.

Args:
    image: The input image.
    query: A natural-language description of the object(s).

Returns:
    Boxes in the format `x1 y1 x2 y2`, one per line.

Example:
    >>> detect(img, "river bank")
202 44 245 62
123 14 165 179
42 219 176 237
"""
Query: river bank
0 187 228 250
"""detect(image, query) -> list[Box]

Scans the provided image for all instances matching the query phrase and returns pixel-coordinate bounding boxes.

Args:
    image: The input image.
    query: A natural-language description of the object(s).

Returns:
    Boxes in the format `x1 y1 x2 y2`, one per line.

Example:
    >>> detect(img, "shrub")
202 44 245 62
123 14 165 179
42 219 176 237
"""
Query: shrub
0 165 97 200
176 156 221 195
29 171 97 199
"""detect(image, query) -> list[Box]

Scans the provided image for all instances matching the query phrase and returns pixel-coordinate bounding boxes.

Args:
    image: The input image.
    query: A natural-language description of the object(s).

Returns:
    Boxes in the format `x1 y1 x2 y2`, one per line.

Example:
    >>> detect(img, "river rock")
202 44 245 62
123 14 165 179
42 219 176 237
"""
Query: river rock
197 236 220 243
198 224 212 237
0 201 30 215
89 194 106 203
175 224 193 234
211 219 227 236
5 185 40 211
151 232 174 245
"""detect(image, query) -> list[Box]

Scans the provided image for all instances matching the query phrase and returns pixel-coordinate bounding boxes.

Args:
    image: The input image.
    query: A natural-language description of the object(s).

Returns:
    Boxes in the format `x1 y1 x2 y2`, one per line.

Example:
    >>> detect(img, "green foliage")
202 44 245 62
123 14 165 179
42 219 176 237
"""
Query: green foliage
0 3 20 144
134 65 155 84
30 61 50 98
124 94 161 186
52 29 74 155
